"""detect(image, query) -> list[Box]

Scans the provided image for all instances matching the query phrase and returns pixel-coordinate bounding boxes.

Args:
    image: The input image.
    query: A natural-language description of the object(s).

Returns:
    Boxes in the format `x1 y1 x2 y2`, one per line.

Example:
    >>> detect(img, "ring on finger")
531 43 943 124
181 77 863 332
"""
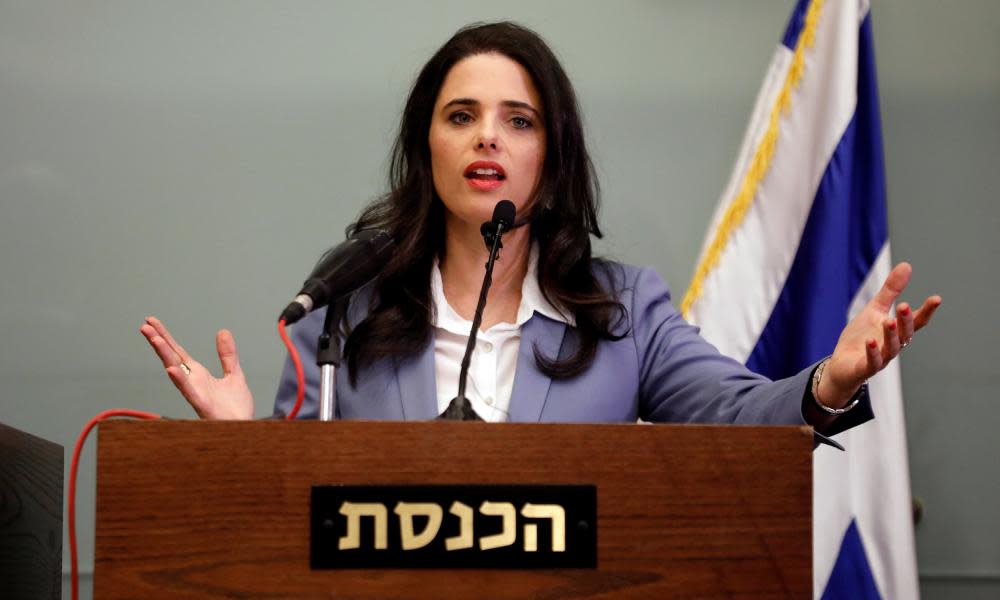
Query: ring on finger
179 362 192 376
901 338 912 349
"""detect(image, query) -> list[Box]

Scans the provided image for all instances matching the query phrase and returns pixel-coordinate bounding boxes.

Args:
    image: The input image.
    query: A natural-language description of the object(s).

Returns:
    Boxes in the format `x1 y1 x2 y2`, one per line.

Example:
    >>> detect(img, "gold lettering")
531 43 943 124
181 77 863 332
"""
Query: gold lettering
479 501 516 550
521 503 566 552
394 502 443 551
338 501 388 550
445 501 475 551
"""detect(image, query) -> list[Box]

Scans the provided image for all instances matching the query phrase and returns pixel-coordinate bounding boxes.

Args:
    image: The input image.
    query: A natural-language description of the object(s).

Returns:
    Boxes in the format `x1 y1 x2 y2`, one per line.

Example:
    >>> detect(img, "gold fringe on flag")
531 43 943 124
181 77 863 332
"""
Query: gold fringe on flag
680 0 825 319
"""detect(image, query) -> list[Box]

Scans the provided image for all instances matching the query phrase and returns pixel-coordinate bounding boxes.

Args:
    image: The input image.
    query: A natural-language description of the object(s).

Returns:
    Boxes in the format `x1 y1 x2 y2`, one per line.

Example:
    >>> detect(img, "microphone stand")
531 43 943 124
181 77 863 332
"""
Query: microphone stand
317 299 349 421
439 220 507 421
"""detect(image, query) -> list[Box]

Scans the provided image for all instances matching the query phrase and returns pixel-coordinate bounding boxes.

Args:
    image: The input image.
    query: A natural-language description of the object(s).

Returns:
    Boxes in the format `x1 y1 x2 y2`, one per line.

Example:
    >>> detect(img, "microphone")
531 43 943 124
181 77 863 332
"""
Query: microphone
480 199 516 250
279 229 393 325
440 200 516 421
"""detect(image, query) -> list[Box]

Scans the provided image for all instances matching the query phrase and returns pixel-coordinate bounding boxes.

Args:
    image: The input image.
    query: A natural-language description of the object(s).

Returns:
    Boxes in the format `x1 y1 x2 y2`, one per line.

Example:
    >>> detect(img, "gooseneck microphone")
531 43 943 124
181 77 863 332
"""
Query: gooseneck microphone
279 230 393 325
439 200 516 421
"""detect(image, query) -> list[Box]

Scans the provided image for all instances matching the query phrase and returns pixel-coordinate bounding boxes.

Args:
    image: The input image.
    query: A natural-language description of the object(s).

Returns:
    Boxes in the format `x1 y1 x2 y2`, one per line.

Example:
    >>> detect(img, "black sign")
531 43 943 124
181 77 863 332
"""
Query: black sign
311 484 597 569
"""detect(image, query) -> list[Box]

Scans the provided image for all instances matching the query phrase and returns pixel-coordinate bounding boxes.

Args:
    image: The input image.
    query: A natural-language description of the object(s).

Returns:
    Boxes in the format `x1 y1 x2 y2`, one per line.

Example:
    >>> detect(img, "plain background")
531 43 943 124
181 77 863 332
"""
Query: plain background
0 1 996 598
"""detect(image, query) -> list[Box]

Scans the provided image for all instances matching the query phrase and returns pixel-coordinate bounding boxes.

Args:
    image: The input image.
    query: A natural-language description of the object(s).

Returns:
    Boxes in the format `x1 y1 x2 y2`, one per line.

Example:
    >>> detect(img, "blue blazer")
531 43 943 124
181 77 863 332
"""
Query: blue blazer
274 264 871 448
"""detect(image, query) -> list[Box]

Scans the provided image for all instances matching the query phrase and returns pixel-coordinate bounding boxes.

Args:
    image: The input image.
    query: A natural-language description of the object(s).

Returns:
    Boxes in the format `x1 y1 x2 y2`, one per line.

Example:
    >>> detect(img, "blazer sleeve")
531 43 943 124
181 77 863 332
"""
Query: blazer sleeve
628 266 873 448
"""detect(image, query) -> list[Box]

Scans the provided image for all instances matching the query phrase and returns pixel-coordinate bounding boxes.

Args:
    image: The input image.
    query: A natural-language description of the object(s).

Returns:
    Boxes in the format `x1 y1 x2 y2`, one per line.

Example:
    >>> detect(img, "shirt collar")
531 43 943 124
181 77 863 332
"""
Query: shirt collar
430 243 575 335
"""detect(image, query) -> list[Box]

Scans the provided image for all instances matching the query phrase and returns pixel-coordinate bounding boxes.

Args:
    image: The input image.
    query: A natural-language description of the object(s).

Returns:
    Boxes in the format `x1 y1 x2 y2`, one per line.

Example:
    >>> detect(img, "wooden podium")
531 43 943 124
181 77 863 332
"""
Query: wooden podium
95 420 812 598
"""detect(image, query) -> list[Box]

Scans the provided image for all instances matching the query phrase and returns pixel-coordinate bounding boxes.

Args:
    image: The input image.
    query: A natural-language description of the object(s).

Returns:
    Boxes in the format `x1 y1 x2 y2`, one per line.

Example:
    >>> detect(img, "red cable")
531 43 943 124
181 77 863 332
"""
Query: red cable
278 318 305 420
69 409 161 600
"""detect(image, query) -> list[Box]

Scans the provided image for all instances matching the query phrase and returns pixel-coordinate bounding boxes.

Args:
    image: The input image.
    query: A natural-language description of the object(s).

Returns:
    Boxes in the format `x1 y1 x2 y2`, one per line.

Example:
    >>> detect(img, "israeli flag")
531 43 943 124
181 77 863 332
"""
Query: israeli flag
681 0 919 598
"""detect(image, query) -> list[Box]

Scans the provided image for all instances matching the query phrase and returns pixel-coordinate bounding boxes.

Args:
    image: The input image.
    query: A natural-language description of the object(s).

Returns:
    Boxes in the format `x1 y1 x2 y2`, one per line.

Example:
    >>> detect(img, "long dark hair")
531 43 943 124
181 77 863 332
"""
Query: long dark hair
343 21 626 384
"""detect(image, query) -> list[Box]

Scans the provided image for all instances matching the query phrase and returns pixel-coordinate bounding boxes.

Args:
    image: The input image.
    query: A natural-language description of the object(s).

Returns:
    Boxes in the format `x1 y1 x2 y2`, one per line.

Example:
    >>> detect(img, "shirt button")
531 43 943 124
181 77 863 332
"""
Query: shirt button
485 396 494 406
483 341 494 353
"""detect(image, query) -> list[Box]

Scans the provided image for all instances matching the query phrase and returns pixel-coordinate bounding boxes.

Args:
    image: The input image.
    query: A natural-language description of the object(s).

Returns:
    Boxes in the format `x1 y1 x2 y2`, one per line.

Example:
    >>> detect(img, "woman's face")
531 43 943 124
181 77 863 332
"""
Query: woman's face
428 53 546 232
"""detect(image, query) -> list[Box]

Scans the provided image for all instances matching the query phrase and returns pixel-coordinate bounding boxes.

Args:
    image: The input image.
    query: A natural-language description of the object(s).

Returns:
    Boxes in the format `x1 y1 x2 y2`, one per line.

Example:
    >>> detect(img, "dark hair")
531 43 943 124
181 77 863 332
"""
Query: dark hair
344 21 626 384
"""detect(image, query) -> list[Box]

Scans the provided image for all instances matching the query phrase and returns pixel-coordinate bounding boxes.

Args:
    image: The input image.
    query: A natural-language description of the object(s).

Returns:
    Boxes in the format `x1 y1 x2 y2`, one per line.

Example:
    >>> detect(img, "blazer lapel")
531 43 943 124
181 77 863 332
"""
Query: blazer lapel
508 315 567 422
394 335 438 421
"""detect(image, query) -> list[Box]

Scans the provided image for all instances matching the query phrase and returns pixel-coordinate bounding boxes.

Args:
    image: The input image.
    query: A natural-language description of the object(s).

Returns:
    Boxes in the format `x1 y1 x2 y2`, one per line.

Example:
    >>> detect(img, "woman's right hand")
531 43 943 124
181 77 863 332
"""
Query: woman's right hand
139 316 255 420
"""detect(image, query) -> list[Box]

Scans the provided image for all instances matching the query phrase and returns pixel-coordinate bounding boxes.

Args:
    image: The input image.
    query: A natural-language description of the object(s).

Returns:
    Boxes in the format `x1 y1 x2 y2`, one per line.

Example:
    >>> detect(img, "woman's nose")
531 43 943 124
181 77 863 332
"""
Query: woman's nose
475 121 500 151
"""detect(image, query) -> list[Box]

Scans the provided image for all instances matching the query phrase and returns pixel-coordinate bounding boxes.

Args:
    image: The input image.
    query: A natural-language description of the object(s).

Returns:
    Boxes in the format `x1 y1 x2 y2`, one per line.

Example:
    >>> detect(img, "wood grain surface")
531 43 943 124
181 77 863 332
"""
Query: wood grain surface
0 421 63 600
95 420 812 599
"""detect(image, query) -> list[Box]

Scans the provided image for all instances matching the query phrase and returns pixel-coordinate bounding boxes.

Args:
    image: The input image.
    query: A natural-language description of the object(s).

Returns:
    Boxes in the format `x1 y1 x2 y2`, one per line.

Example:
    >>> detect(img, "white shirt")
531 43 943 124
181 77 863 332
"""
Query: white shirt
430 244 574 421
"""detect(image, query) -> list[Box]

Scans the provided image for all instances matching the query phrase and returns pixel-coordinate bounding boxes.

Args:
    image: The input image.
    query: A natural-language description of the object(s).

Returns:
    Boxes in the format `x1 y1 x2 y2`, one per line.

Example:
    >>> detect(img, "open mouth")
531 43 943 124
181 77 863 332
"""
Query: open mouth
464 161 507 182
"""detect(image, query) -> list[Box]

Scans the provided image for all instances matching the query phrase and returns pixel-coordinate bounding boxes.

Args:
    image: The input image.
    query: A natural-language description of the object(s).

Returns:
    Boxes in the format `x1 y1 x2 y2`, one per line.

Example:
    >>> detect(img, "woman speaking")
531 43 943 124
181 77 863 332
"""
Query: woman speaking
139 22 939 441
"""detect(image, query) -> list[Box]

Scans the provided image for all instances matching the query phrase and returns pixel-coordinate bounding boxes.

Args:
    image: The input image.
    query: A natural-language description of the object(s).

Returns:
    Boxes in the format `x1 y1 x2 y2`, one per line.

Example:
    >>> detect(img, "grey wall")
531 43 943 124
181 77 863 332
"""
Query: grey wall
0 1 996 598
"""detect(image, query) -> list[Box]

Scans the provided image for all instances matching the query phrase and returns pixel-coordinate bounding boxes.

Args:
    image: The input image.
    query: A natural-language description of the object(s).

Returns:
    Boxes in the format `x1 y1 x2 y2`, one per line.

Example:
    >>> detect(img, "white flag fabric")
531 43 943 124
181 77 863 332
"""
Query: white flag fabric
681 0 919 598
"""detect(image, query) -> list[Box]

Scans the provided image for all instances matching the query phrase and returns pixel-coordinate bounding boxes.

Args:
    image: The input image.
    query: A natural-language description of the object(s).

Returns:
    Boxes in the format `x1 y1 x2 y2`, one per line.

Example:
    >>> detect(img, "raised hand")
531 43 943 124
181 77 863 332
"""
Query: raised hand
818 262 942 409
139 316 255 420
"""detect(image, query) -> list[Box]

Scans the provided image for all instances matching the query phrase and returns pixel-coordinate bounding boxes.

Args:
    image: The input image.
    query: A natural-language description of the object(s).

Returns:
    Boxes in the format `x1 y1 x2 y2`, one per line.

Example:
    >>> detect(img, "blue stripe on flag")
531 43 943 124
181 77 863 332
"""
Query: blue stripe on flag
747 14 887 380
781 0 812 50
820 520 883 600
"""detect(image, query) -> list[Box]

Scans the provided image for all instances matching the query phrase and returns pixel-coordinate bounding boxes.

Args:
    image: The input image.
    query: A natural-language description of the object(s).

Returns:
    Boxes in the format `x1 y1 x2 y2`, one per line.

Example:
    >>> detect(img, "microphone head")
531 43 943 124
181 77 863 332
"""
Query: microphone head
481 200 516 250
492 200 516 229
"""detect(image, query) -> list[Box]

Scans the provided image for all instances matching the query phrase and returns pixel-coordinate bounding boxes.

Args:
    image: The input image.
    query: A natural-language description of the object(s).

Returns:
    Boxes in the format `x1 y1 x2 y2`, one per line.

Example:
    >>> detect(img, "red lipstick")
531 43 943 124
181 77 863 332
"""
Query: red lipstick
464 161 506 191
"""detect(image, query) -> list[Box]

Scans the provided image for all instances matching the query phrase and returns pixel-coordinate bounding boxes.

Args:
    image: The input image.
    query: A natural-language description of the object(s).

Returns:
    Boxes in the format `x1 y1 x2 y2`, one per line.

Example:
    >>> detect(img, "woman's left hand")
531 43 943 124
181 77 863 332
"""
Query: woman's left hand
817 262 941 409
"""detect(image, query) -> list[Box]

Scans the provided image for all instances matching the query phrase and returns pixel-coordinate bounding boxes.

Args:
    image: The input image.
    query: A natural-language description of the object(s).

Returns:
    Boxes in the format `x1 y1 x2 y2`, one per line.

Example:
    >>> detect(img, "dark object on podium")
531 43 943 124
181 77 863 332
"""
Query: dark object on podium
94 420 812 599
438 395 484 420
0 422 63 600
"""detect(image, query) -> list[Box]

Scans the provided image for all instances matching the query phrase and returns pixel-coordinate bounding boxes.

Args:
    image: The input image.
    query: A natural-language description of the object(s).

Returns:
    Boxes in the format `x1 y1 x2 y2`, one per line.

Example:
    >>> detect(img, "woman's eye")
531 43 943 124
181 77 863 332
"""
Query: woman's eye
449 112 472 125
511 116 533 129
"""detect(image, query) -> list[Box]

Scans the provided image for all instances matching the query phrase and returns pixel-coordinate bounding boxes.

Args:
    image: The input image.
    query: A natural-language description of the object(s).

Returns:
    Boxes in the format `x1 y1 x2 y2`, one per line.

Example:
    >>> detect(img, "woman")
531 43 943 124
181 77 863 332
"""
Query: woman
140 22 939 440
